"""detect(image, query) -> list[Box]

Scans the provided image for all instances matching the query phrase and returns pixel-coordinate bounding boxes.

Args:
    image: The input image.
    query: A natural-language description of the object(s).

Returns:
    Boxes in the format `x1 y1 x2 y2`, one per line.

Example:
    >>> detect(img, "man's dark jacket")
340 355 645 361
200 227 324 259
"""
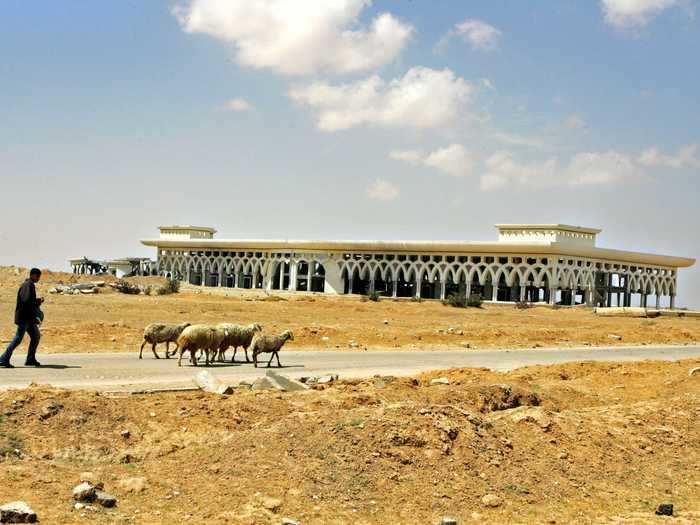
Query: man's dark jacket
15 279 39 325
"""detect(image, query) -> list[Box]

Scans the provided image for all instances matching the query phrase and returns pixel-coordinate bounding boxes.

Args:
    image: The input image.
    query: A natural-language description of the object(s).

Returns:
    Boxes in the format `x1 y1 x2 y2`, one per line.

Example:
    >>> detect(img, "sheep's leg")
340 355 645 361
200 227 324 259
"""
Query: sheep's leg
164 342 170 359
275 351 282 368
177 346 184 367
244 347 251 363
253 350 258 368
266 352 274 368
151 343 159 359
231 347 237 363
139 340 147 359
169 343 179 358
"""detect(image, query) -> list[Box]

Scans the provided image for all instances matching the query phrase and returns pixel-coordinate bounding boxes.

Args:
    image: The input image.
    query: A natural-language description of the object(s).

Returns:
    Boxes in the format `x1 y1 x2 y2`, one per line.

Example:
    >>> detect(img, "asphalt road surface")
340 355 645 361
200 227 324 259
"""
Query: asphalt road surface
1 345 699 392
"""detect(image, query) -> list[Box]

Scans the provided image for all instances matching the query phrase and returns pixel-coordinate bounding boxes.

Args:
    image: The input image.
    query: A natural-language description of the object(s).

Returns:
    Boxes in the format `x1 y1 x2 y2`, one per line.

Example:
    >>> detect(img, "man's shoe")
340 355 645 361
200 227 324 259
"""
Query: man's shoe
24 360 41 367
0 361 15 368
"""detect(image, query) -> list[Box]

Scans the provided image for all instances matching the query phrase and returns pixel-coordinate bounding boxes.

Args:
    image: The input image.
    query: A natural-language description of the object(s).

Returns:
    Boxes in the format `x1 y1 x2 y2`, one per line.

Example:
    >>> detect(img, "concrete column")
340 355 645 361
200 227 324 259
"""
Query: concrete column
466 282 472 299
289 263 298 291
549 288 557 305
569 289 576 306
491 284 498 302
348 276 354 295
670 295 676 310
392 280 398 298
369 278 376 294
307 264 313 292
278 265 284 290
520 286 527 303
219 268 225 287
655 295 661 309
415 276 422 298
440 281 447 301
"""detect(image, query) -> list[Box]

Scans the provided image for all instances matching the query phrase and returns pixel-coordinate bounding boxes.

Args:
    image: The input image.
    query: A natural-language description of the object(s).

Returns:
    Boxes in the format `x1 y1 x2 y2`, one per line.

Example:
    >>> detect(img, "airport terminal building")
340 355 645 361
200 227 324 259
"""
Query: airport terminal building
140 224 695 309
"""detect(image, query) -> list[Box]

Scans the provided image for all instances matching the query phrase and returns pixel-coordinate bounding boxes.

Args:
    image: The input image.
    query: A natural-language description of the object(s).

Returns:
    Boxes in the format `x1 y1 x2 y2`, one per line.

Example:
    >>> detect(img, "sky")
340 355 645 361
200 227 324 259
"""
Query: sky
0 0 698 306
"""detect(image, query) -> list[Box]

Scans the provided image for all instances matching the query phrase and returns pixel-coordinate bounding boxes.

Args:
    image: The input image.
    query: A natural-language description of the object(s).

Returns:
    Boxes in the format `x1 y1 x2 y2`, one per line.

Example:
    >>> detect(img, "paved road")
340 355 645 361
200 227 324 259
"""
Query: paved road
0 345 699 392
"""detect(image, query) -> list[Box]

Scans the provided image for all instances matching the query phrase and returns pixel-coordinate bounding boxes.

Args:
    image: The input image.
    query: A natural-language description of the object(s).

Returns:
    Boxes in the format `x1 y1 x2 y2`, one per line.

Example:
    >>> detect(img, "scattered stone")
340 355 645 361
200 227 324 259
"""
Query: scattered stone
655 503 673 516
689 367 700 377
95 491 117 508
117 477 147 493
282 519 300 525
481 494 503 508
73 482 97 502
373 378 387 389
507 406 552 431
558 452 568 460
383 319 389 325
120 429 130 439
430 377 450 386
460 342 471 349
439 517 458 525
193 370 234 395
261 497 283 513
0 501 37 523
236 381 253 390
316 375 337 384
320 336 330 342
38 401 63 421
74 503 85 511
251 376 283 391
79 472 98 485
266 370 309 392
608 334 623 341
348 341 359 349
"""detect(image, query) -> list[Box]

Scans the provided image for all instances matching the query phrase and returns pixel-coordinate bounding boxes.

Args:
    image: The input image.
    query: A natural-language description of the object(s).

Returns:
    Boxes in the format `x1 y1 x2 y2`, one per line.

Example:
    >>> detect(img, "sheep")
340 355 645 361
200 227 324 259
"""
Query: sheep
176 324 227 367
215 323 263 363
249 330 294 368
139 322 191 359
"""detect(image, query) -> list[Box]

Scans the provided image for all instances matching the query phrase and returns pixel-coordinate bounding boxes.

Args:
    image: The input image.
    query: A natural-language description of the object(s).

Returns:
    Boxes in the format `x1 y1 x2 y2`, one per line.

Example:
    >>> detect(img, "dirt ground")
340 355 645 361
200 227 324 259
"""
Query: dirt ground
1 266 699 354
1 359 699 524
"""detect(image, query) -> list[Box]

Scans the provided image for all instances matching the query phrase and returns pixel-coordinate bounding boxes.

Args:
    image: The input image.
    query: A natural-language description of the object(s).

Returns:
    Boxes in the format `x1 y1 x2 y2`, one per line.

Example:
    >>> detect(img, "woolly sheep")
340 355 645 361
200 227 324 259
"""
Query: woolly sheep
176 324 227 367
249 330 294 368
139 322 191 359
215 323 263 363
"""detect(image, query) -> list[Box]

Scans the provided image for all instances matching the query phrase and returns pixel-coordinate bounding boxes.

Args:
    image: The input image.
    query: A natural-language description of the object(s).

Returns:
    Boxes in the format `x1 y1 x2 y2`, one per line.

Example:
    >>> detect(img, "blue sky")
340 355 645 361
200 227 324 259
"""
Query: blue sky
1 0 698 305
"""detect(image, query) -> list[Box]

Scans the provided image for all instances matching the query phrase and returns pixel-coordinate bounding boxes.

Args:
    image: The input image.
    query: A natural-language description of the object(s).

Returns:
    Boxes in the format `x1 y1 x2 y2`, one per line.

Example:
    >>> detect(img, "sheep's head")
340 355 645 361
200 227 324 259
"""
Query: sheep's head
282 330 294 341
251 323 263 332
178 322 191 331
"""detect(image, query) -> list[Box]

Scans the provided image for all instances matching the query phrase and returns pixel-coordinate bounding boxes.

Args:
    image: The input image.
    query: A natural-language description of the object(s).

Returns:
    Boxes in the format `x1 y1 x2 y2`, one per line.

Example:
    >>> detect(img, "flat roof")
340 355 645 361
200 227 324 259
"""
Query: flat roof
159 225 217 233
495 224 603 235
140 238 695 268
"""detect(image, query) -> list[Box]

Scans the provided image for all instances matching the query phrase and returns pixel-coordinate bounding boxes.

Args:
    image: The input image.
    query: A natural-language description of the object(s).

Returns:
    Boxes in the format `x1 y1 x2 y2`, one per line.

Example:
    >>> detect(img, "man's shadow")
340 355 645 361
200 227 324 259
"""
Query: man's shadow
27 364 81 370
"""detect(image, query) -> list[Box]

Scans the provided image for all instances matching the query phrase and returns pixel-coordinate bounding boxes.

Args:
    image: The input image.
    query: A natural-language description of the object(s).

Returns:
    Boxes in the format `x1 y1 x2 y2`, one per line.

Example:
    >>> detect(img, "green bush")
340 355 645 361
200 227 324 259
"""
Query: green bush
443 293 468 308
116 280 141 295
515 300 531 310
366 290 381 302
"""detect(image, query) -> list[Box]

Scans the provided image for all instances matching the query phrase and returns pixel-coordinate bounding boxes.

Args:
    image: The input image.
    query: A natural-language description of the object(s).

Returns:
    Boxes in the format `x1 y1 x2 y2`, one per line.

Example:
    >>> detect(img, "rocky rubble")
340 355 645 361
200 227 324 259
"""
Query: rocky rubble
0 502 37 523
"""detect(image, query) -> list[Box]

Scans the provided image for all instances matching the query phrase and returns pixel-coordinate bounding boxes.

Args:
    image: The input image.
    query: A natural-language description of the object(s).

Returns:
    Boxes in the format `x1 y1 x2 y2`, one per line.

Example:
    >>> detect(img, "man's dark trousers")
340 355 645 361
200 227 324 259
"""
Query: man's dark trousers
0 324 41 364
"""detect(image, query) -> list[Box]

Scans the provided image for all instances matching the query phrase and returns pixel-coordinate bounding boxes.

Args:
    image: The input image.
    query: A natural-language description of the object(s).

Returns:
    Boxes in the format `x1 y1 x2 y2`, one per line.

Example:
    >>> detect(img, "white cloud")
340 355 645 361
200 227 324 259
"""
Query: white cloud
564 114 587 130
479 150 642 191
480 151 558 191
173 0 413 76
638 144 700 169
567 151 642 185
225 97 253 112
424 144 474 178
491 131 546 149
390 144 474 178
366 178 399 201
451 19 501 50
289 67 473 131
601 0 691 28
389 150 422 164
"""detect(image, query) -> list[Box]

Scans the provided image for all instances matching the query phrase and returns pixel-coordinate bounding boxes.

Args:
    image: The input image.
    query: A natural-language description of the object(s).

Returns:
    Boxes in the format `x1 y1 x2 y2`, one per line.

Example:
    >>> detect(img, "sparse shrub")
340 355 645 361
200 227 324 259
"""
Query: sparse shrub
443 293 468 308
466 294 483 308
410 296 423 303
515 300 531 310
115 280 141 295
366 290 381 302
143 285 153 296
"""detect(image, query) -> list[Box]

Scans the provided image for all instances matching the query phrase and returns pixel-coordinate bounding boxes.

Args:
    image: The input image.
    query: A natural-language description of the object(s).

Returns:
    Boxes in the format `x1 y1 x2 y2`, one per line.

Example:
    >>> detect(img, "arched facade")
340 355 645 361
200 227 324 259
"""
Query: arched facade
142 224 695 309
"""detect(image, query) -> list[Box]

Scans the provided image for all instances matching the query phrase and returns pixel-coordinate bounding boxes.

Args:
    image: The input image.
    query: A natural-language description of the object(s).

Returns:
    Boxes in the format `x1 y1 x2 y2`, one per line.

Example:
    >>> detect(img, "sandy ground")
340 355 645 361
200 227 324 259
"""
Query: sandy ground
1 359 699 524
1 266 699 355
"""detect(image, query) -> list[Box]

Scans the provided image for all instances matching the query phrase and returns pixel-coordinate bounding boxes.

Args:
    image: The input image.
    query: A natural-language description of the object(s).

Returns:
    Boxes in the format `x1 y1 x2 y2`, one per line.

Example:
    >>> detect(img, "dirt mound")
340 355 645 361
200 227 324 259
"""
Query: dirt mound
1 359 699 524
477 384 541 413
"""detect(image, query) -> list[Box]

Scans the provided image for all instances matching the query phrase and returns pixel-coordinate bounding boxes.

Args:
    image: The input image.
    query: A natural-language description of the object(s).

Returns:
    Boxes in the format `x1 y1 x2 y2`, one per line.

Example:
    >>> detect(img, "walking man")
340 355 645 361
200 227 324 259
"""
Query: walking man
0 268 44 368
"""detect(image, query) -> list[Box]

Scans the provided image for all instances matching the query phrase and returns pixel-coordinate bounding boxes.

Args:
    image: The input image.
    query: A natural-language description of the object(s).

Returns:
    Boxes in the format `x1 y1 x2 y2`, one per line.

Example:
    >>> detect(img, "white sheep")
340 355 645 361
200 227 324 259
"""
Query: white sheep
249 330 294 368
176 324 227 367
215 323 263 363
139 322 191 359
